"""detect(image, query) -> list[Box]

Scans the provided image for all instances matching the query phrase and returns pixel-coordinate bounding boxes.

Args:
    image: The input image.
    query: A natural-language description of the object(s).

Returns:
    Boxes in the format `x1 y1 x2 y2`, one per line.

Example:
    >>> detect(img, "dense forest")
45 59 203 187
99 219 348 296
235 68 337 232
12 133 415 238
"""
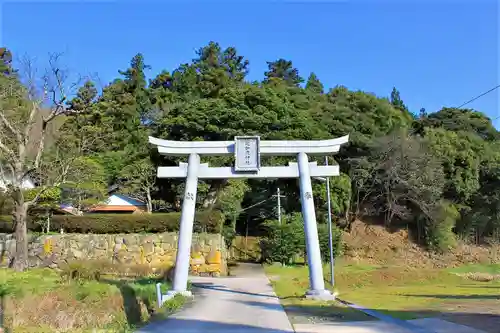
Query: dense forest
1 42 499 259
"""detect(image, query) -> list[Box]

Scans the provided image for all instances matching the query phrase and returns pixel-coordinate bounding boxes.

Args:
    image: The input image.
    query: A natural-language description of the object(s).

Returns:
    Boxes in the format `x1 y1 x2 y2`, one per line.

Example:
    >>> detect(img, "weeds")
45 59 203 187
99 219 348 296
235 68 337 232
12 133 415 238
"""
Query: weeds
60 261 102 282
0 262 186 332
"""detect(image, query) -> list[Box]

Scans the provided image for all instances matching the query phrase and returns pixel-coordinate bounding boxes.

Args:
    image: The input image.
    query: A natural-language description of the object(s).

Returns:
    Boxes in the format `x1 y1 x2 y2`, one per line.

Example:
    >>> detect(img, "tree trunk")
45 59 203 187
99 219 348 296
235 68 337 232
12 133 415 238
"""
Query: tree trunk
146 189 153 214
12 199 29 271
202 180 227 208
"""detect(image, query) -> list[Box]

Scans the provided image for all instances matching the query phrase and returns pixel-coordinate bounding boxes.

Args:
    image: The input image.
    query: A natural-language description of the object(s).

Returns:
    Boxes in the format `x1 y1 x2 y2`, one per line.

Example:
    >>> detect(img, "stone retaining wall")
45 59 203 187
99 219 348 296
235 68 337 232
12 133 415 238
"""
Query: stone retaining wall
0 232 227 276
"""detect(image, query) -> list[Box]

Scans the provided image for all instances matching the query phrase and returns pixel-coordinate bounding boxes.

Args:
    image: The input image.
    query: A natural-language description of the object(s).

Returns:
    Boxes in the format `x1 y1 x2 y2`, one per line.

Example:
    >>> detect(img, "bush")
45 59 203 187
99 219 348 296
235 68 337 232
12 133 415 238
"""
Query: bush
260 213 344 265
60 261 102 282
426 201 459 253
260 213 305 265
0 210 224 234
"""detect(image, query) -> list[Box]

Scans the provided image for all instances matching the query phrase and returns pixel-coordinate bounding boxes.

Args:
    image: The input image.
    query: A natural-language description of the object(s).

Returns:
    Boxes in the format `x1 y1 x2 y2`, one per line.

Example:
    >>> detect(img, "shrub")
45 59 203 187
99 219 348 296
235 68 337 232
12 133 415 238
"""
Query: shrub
260 213 344 265
60 261 102 282
260 213 305 265
427 201 459 253
0 210 224 234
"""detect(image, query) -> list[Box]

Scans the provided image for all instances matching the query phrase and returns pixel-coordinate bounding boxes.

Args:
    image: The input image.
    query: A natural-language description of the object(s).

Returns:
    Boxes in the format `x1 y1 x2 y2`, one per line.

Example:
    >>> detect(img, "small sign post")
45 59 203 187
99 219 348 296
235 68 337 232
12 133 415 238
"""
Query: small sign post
234 136 260 172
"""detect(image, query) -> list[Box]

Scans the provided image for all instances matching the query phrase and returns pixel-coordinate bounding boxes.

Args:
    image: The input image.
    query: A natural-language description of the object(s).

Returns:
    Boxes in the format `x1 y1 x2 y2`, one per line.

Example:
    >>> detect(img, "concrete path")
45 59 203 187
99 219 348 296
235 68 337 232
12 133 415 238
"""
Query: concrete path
294 319 488 333
138 263 294 332
138 263 488 333
408 319 488 333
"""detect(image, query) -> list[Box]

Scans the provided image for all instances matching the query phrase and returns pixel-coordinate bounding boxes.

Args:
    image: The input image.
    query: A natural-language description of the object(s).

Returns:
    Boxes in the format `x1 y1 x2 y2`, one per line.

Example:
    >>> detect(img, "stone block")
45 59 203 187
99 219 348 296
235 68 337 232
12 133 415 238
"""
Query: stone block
92 249 108 259
70 249 84 259
162 233 177 244
161 242 172 250
94 238 109 250
142 242 154 255
150 255 174 268
113 244 123 253
6 239 15 254
190 252 205 266
126 245 141 253
143 235 155 243
205 263 221 273
155 246 165 255
28 255 41 267
206 249 222 265
153 238 163 246
123 235 138 246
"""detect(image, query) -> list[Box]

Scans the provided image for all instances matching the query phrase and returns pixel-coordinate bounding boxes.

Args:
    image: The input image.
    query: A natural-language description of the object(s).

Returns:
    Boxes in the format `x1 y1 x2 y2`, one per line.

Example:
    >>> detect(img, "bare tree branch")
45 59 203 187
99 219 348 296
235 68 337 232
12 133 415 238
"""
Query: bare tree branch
0 111 22 143
0 137 18 166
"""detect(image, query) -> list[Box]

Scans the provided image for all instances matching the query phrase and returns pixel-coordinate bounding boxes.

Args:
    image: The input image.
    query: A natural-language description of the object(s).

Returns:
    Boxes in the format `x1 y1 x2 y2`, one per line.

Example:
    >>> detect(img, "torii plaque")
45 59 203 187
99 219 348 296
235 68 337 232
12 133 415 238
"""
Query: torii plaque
150 135 349 303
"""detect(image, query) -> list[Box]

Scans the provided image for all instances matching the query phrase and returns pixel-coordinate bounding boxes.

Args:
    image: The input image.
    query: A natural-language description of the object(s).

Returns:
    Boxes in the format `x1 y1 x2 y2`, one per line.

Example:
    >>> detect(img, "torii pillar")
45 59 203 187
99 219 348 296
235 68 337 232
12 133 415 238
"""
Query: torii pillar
150 135 349 303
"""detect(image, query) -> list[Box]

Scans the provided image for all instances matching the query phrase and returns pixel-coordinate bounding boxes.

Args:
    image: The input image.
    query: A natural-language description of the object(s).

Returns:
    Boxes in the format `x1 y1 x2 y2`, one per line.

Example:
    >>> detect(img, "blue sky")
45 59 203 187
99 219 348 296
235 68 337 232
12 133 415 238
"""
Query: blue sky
1 0 498 126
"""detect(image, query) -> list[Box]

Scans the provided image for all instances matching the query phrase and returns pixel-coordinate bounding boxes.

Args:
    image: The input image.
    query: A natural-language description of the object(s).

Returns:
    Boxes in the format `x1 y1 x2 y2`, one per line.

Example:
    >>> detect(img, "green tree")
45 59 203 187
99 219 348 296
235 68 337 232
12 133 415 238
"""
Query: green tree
260 213 305 265
59 156 107 211
421 107 499 141
305 72 324 94
390 87 408 112
0 47 15 75
120 157 157 213
264 59 304 86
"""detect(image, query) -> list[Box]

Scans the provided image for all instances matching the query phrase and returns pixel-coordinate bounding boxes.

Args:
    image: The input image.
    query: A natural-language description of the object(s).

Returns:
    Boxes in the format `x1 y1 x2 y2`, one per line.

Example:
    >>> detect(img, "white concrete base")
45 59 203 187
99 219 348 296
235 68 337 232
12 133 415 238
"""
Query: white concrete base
158 290 193 307
166 290 193 298
305 289 336 301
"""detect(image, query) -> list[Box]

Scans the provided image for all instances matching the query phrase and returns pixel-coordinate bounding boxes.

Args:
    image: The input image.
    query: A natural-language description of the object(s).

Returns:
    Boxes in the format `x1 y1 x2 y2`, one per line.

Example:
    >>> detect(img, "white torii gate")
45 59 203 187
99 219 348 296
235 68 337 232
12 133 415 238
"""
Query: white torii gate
150 135 349 303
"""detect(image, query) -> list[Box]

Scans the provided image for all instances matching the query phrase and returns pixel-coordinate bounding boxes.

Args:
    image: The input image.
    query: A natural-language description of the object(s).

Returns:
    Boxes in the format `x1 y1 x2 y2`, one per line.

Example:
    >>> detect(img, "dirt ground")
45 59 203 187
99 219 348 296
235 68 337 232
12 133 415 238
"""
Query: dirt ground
342 220 500 269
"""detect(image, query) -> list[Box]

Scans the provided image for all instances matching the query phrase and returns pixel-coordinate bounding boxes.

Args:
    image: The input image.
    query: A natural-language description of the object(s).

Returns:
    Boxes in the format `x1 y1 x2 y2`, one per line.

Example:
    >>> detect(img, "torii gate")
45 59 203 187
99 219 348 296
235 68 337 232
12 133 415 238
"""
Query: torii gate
150 135 349 303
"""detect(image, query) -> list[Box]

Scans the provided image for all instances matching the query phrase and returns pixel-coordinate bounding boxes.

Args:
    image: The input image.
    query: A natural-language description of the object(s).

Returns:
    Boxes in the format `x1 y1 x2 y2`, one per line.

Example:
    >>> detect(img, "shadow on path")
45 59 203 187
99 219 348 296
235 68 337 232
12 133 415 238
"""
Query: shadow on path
193 281 302 300
401 294 500 300
139 318 293 332
193 282 277 298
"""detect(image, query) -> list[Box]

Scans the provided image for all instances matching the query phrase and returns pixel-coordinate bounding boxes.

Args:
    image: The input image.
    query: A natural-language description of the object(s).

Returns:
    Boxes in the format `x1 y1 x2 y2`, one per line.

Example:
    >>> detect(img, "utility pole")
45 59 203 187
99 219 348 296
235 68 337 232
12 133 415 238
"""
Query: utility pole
325 156 335 288
277 187 282 224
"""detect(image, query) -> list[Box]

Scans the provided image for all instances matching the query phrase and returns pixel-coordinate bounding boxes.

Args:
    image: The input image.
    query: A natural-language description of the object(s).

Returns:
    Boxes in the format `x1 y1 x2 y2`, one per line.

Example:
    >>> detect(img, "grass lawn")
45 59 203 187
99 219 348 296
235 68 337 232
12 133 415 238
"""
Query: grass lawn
0 267 186 333
265 260 500 322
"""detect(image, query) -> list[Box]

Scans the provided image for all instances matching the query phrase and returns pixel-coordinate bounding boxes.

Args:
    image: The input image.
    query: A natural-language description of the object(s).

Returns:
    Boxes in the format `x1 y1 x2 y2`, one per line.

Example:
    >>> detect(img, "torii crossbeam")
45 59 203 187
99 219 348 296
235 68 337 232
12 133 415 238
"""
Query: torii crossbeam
150 135 349 303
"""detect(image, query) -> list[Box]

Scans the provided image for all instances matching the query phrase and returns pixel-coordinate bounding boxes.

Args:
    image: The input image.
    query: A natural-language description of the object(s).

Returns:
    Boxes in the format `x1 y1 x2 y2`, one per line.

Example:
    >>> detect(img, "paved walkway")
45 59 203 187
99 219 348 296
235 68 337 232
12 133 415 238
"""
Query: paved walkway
138 264 294 332
137 264 487 333
293 319 487 333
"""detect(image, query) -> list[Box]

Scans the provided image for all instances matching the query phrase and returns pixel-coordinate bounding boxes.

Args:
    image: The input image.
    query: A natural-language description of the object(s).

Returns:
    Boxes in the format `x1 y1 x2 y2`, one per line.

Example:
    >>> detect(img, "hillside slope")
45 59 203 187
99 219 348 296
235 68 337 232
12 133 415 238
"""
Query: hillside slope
343 220 499 268
231 220 500 267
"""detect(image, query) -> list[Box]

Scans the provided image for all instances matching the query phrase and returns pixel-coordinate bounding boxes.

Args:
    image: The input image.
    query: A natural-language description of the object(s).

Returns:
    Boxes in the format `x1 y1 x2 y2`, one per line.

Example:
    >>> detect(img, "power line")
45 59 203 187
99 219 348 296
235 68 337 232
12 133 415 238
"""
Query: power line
455 84 500 109
238 198 272 213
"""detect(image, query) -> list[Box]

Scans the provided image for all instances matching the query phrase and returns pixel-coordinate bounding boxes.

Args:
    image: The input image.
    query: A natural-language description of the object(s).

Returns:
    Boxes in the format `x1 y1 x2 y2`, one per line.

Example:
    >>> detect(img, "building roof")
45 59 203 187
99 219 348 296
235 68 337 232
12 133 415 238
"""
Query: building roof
89 205 142 212
87 193 146 212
